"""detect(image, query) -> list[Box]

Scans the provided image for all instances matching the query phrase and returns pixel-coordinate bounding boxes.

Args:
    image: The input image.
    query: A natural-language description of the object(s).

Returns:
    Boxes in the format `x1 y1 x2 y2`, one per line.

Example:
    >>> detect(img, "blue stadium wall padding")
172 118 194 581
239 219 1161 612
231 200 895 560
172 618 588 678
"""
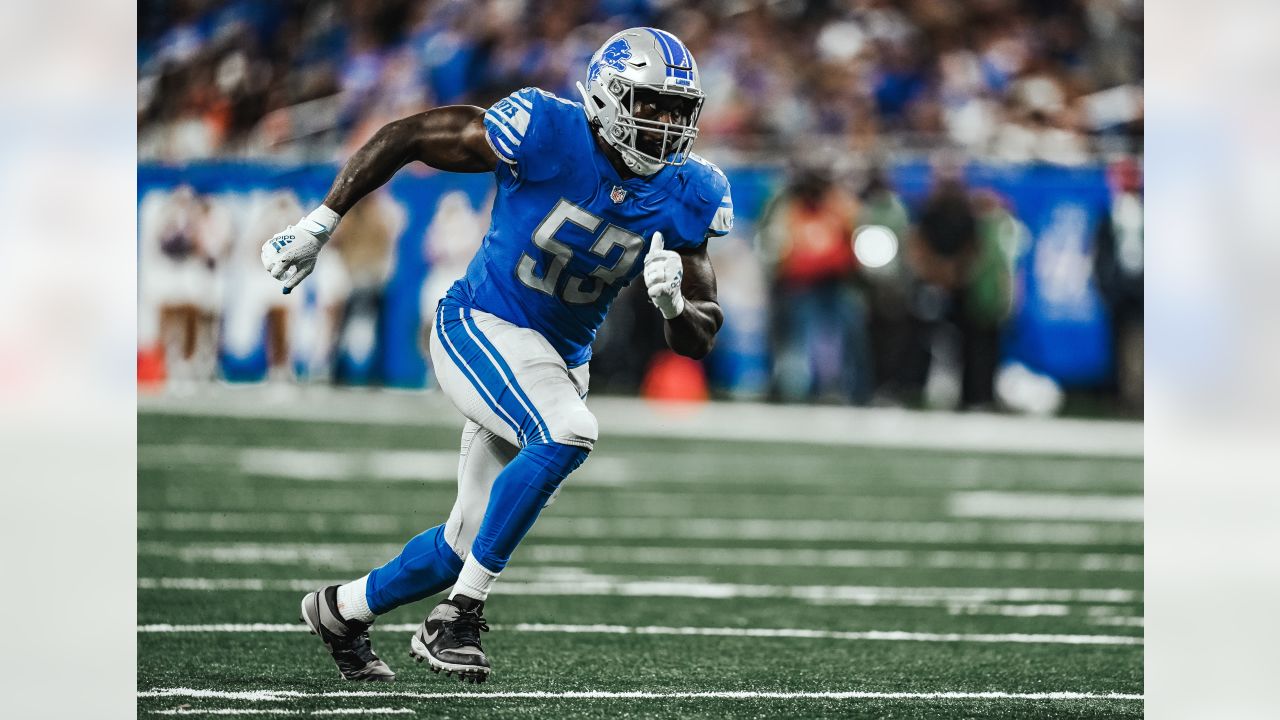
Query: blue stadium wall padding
139 160 1113 389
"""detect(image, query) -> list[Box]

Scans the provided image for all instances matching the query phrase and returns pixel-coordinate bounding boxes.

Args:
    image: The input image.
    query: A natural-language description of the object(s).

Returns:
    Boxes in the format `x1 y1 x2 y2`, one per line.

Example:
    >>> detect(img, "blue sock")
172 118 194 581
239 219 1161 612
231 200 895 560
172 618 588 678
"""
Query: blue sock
365 523 463 614
470 441 589 573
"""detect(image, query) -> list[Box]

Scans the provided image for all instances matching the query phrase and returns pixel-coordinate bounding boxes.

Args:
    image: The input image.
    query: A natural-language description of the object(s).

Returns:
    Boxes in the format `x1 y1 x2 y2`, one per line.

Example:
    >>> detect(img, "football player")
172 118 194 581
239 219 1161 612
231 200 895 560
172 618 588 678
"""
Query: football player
264 28 733 683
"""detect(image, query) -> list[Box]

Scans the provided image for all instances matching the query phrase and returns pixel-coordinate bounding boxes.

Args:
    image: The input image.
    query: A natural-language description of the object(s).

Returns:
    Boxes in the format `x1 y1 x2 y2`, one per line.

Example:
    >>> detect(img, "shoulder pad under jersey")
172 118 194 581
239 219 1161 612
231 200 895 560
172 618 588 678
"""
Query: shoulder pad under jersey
483 87 583 183
666 153 733 249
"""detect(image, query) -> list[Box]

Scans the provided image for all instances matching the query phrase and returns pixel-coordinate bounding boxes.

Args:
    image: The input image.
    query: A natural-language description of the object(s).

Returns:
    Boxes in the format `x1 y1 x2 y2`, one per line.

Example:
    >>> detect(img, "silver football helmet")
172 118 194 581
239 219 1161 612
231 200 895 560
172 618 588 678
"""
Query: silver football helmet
577 27 704 176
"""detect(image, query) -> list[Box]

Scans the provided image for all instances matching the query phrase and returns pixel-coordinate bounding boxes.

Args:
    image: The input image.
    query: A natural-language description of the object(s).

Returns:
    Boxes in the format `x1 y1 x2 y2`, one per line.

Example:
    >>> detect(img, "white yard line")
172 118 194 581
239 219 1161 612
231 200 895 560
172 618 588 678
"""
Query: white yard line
138 385 1143 457
137 512 1143 546
138 540 1144 573
150 710 413 716
946 603 1070 618
950 492 1143 522
1088 616 1145 628
136 576 1141 605
141 441 1138 496
136 621 1141 646
139 687 1144 701
525 544 1146 571
142 450 1145 523
140 438 1141 499
139 445 628 487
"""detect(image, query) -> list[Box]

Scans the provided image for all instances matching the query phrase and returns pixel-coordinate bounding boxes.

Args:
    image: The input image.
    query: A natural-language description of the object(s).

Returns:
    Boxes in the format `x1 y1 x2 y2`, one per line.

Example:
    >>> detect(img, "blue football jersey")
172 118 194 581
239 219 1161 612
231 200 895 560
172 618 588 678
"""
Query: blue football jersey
444 87 734 368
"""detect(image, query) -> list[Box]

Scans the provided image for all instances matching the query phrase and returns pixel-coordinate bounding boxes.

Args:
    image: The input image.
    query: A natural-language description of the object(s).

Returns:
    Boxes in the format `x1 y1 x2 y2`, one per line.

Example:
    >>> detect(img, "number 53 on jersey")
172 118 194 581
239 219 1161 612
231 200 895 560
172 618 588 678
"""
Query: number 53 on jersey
516 199 646 305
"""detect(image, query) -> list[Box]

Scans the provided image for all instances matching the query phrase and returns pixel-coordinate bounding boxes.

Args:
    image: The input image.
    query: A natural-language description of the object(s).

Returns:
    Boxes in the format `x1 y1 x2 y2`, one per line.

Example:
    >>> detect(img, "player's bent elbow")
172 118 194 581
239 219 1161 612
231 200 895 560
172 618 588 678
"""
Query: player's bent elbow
672 335 715 360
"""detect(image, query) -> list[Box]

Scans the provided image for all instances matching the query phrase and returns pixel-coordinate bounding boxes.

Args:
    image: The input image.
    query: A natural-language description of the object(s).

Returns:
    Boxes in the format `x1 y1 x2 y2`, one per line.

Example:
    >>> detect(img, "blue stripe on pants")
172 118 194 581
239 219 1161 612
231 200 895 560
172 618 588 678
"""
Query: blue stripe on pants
438 303 550 447
458 307 551 444
435 303 528 445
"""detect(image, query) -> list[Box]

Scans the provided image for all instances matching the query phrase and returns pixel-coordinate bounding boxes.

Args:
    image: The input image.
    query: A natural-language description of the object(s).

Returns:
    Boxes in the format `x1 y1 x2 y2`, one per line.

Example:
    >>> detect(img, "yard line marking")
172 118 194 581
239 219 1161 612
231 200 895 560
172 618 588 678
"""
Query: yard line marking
946 603 1071 618
514 623 1144 646
138 541 393 568
139 688 1144 701
136 577 1142 605
523 545 1145 572
136 512 1143 546
138 540 1144 573
150 710 413 716
949 492 1143 522
135 622 1142 645
142 441 1137 496
140 445 454 483
139 384 1143 457
139 445 629 486
1088 616 1145 627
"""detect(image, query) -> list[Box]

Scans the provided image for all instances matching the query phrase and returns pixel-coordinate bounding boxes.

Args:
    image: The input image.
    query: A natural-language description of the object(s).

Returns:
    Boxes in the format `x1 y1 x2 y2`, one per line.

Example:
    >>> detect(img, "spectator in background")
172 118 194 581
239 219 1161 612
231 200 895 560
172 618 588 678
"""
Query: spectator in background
138 185 230 389
1094 156 1143 413
898 179 1015 410
135 0 1142 405
138 1 1142 162
290 213 354 385
850 168 915 401
588 282 669 395
224 189 304 383
759 167 873 405
327 190 405 384
419 190 490 361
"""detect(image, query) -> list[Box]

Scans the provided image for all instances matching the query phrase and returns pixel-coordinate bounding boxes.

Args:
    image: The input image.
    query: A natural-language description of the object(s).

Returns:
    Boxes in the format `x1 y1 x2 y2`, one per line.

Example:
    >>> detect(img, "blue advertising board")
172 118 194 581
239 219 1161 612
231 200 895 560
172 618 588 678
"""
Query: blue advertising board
139 160 1114 390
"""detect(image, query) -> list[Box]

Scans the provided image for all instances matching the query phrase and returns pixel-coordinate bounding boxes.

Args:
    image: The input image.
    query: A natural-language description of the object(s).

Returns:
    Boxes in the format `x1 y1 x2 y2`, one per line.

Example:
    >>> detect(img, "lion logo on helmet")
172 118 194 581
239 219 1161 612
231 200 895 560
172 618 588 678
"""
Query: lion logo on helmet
588 37 632 83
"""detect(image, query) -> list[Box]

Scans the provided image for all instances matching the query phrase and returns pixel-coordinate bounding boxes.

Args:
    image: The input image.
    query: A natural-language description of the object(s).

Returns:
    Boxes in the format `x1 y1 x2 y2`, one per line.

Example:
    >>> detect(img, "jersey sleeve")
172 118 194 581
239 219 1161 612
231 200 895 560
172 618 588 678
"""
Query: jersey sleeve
483 87 573 183
707 185 734 238
483 88 538 166
666 155 733 249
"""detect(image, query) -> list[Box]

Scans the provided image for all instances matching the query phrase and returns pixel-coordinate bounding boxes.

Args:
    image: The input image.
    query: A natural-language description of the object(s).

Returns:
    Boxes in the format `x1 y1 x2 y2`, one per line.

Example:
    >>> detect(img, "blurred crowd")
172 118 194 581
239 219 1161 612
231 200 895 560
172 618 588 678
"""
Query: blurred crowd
748 158 1142 413
136 163 1144 415
138 0 1143 415
138 0 1143 163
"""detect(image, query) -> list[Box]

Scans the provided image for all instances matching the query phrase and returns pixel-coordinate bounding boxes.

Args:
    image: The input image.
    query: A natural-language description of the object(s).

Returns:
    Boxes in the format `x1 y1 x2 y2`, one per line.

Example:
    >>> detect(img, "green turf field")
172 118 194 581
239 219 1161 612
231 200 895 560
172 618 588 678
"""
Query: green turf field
138 409 1143 719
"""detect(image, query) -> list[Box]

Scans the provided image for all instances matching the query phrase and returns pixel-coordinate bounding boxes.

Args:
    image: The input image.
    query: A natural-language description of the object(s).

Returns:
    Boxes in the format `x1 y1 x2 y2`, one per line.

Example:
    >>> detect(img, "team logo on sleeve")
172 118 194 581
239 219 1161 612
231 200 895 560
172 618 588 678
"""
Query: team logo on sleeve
588 38 633 82
610 186 627 204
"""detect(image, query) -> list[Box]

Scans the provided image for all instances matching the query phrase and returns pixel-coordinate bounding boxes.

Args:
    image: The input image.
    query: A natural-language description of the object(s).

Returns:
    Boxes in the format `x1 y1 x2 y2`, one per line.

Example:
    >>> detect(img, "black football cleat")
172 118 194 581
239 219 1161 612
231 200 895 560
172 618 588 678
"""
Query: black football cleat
408 595 492 683
299 585 395 682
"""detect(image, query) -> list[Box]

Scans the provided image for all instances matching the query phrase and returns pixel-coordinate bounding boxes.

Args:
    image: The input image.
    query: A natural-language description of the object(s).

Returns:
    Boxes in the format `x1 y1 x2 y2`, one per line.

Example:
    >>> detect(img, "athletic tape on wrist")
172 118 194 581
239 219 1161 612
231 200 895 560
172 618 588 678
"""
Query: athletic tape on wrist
299 205 342 241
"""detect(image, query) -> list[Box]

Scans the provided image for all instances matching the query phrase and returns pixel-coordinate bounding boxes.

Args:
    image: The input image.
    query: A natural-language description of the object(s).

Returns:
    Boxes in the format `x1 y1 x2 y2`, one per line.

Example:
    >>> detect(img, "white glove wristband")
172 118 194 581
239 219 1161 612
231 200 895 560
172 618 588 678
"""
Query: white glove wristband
657 292 686 320
297 205 341 243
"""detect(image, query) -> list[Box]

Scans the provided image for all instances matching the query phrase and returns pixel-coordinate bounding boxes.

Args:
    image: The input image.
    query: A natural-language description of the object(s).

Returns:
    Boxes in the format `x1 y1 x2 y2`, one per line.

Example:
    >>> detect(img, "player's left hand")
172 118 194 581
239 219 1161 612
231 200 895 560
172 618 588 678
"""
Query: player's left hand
643 232 685 319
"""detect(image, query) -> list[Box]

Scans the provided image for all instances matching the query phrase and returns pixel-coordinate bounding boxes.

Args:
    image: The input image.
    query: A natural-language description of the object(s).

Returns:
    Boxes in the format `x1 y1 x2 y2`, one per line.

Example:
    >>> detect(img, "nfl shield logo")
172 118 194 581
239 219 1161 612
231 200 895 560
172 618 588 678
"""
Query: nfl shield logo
610 186 627 204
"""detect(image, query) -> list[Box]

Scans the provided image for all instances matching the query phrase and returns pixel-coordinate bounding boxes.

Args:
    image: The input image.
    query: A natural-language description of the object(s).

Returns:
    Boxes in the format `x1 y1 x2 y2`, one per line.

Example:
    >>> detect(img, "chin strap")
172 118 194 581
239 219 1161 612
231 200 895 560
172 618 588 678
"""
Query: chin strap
619 147 664 176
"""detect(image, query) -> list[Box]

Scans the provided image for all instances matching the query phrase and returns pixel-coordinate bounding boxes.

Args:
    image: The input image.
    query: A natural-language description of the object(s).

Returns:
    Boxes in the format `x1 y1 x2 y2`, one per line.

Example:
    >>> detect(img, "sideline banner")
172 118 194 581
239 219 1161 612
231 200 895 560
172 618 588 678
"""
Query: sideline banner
138 161 1112 391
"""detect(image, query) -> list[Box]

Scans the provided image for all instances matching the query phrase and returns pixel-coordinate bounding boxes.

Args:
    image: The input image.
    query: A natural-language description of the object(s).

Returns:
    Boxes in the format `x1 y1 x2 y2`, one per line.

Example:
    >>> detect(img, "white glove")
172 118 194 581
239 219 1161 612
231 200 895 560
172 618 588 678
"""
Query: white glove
260 206 341 294
643 231 685 319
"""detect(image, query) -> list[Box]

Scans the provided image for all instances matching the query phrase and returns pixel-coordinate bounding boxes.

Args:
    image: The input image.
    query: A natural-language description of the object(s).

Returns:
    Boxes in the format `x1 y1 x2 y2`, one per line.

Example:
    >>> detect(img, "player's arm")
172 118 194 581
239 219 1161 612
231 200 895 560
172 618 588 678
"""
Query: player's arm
643 234 723 360
323 106 497 213
261 106 496 292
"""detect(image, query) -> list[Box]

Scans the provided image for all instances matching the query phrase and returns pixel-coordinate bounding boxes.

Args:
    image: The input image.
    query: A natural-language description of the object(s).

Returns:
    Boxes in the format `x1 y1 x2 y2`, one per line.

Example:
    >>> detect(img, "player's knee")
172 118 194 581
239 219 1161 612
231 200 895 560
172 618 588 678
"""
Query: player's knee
518 440 591 496
549 405 597 452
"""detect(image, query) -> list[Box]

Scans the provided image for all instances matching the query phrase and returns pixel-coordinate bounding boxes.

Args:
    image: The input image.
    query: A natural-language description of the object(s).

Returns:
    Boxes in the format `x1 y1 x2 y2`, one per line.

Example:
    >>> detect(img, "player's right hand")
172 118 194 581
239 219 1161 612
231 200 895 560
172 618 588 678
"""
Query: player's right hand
260 217 331 294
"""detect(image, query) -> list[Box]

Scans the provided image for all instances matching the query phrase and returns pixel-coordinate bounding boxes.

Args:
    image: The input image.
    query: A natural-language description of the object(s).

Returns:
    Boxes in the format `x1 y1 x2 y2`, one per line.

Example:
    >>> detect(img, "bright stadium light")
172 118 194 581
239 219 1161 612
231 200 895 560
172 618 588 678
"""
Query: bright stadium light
853 225 898 269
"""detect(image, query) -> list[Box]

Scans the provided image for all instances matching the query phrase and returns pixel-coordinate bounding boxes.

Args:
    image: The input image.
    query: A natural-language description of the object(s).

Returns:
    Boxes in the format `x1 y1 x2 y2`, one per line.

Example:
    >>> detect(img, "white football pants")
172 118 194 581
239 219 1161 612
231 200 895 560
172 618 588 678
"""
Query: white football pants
428 303 593 560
